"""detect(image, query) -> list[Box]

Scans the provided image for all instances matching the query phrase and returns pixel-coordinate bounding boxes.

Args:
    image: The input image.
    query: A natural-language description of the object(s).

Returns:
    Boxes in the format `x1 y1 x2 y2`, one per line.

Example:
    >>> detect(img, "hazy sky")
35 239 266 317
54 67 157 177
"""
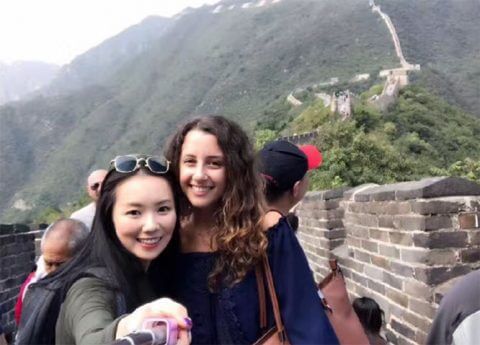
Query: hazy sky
0 0 220 65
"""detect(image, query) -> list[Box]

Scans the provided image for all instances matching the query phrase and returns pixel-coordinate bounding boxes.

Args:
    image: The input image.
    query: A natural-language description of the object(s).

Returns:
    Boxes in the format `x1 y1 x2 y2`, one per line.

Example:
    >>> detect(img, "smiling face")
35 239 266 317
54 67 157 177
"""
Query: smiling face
179 129 227 211
112 173 176 269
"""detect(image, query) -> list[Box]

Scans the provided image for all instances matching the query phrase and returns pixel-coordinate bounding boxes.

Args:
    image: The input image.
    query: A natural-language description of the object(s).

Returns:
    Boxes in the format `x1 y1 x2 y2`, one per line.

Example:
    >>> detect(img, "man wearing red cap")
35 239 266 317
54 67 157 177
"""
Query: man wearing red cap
258 140 322 229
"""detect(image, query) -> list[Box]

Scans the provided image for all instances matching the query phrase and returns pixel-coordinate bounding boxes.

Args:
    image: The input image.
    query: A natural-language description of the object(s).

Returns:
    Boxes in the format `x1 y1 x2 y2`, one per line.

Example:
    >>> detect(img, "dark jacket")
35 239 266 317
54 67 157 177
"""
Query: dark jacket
427 269 480 345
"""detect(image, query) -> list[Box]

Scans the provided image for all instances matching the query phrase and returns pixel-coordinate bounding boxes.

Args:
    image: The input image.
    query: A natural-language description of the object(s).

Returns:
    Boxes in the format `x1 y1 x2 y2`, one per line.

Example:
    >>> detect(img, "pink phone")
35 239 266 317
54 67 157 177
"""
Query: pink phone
141 318 178 345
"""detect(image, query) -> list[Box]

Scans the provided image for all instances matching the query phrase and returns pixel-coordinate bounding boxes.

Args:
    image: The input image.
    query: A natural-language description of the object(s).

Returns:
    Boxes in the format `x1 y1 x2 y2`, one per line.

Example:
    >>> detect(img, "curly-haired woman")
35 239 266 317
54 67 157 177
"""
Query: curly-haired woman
164 115 338 345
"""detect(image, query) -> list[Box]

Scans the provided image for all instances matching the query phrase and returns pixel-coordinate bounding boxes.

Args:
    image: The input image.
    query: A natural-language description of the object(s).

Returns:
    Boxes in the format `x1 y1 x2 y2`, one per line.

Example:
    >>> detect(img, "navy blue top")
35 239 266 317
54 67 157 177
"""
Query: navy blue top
173 218 339 344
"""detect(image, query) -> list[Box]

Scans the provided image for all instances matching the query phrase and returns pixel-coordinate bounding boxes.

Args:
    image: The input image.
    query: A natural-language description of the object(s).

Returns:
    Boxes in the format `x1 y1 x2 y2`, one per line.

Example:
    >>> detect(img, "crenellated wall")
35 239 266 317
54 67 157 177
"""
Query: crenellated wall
1 177 479 343
297 177 480 345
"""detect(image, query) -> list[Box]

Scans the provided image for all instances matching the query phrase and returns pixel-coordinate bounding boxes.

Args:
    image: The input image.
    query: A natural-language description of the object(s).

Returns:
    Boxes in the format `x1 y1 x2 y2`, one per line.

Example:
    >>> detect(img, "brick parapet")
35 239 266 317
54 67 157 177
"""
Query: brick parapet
0 225 39 335
297 177 480 345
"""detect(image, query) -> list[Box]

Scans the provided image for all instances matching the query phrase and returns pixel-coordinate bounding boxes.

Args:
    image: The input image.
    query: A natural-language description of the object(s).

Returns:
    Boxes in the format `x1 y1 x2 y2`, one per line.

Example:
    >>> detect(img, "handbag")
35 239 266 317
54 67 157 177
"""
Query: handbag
253 255 290 345
318 259 370 345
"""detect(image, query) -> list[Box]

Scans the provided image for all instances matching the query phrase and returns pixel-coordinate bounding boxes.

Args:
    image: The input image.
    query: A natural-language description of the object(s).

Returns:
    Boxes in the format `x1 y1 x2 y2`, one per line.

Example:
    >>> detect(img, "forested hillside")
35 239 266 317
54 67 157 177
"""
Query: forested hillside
0 0 479 223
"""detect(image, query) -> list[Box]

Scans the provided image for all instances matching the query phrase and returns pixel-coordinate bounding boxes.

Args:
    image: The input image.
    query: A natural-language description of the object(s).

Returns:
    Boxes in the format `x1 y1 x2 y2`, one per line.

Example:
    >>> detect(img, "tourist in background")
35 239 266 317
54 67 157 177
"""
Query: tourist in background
258 139 322 231
352 297 387 345
15 218 89 325
427 269 480 344
70 169 108 230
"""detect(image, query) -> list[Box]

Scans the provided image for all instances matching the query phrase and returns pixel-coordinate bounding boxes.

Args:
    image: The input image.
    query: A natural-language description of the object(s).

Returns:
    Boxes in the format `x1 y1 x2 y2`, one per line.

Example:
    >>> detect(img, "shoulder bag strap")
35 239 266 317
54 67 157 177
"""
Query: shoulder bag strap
255 265 267 329
262 255 287 342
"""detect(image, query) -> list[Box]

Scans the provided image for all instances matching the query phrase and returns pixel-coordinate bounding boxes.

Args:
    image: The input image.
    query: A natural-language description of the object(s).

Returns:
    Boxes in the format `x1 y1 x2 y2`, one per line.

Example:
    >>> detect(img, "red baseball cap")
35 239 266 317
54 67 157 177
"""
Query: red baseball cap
300 145 323 170
259 140 323 191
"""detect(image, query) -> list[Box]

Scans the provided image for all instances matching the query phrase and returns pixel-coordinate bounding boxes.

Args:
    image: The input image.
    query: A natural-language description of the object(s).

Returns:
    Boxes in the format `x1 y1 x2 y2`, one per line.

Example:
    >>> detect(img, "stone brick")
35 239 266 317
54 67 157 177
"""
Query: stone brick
351 272 368 286
470 231 480 245
329 238 344 250
346 202 364 213
325 229 346 240
391 317 416 339
362 239 379 253
403 311 432 334
313 247 328 259
317 199 341 210
403 280 433 302
400 248 428 263
392 215 452 231
415 265 471 286
415 331 428 345
364 265 384 281
401 248 457 266
367 278 385 295
340 257 365 273
317 219 344 229
369 229 390 241
410 200 464 215
346 237 362 248
371 190 396 201
460 248 480 263
354 249 371 264
371 255 391 270
425 215 453 230
424 249 458 266
408 298 437 319
393 215 425 230
395 177 480 200
386 286 409 307
385 202 412 215
396 335 417 345
379 244 400 259
385 330 398 344
413 231 468 249
391 261 414 278
378 215 395 228
458 212 480 229
311 209 345 220
389 231 414 246
361 214 380 227
350 225 370 239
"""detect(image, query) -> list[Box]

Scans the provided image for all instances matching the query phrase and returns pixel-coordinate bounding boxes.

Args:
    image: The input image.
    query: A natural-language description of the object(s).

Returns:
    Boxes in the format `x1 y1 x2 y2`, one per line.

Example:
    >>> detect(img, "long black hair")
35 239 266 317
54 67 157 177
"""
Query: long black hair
44 166 180 311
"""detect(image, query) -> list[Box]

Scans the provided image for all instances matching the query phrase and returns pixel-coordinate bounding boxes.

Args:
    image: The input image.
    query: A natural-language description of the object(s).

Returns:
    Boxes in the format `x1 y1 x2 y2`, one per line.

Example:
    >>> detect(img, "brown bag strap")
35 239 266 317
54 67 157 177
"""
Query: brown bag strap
255 256 287 343
255 264 267 329
261 255 287 342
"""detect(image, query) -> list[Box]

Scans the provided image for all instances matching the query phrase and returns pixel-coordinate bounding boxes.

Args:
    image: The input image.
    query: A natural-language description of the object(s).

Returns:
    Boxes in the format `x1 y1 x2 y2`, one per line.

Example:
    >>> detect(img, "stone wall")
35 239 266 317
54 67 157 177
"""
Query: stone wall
297 177 480 345
0 224 40 336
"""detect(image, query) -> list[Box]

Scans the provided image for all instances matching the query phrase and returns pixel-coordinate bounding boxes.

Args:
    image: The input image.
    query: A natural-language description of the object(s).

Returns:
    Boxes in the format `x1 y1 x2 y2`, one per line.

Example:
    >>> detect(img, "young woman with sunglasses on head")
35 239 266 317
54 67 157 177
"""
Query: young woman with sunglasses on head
22 155 192 345
164 116 338 345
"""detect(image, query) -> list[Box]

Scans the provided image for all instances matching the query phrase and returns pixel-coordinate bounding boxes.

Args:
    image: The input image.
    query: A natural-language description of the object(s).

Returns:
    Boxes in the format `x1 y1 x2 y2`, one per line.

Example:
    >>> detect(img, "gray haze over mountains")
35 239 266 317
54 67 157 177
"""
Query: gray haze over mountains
0 61 59 105
0 0 479 223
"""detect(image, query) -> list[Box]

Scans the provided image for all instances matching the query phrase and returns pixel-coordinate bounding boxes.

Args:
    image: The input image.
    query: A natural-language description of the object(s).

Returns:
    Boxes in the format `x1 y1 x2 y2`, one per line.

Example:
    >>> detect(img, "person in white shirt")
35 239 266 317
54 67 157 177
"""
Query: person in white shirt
70 169 108 230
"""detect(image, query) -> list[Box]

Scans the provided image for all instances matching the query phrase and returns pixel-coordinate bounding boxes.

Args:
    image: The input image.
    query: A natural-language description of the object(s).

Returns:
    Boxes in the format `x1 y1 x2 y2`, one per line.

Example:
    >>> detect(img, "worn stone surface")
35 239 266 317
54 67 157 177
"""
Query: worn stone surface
298 179 480 345
458 212 480 229
415 265 472 286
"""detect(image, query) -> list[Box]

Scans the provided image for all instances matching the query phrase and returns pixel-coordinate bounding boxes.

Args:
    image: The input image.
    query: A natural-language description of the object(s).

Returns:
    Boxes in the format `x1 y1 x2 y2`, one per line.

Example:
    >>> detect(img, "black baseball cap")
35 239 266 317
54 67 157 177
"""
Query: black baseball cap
259 140 322 191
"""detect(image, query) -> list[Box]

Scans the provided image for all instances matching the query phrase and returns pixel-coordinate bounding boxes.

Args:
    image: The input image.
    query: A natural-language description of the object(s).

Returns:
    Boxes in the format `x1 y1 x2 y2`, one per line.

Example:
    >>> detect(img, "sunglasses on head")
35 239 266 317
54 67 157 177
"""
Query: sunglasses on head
110 155 170 174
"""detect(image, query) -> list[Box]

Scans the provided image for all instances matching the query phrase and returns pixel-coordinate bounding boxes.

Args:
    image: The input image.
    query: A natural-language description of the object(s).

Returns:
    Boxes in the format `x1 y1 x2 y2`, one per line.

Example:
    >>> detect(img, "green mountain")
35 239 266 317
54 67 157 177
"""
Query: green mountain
376 0 480 117
0 0 478 223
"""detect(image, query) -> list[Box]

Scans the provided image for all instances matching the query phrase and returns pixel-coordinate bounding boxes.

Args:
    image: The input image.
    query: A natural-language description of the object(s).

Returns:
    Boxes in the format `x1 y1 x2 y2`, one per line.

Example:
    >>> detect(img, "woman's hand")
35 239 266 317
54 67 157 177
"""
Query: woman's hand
116 298 192 345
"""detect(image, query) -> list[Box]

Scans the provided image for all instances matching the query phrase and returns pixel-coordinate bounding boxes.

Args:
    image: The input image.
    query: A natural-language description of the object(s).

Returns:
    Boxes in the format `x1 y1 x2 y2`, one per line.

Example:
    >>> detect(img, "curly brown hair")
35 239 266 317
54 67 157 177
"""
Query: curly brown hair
165 115 267 289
